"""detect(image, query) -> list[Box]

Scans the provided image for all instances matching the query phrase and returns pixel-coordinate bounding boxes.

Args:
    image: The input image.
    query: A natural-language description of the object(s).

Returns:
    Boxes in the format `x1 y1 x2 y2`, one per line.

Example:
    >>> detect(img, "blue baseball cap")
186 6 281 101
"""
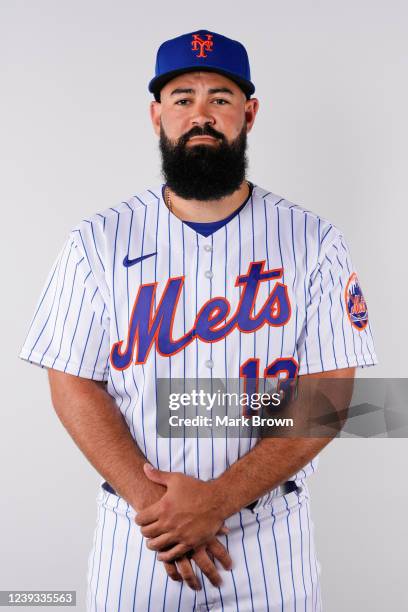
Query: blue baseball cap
149 29 255 100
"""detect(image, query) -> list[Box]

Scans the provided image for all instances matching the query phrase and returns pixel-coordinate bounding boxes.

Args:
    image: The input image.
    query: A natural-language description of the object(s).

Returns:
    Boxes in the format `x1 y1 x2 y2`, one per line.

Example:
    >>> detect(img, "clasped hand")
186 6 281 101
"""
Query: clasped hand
135 463 228 563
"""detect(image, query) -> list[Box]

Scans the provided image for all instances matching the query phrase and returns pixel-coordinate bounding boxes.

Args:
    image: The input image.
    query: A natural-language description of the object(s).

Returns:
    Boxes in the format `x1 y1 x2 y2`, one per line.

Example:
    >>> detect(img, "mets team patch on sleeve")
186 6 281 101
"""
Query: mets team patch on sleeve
345 272 369 330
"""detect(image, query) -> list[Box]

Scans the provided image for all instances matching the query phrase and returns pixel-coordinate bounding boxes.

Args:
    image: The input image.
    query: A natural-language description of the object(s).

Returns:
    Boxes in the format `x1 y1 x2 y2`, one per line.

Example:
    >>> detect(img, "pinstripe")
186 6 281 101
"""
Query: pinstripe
109 208 133 442
162 576 169 611
131 531 144 611
87 501 102 611
237 213 242 457
90 287 98 303
276 206 286 359
284 497 298 610
210 232 215 478
99 303 105 327
239 511 255 612
138 198 149 457
224 533 240 611
50 257 81 367
64 288 85 371
176 581 184 612
319 225 333 247
103 496 120 611
314 219 325 371
224 225 229 475
195 233 200 478
117 515 131 611
315 271 324 371
94 505 107 611
330 268 349 366
124 205 134 334
78 312 95 375
30 242 74 360
249 190 258 446
320 268 338 369
270 506 284 611
25 255 61 337
254 514 270 612
96 213 106 232
87 220 105 272
72 229 93 271
199 569 210 610
303 214 310 373
305 496 316 611
147 554 157 612
182 221 187 473
365 323 376 363
297 497 308 612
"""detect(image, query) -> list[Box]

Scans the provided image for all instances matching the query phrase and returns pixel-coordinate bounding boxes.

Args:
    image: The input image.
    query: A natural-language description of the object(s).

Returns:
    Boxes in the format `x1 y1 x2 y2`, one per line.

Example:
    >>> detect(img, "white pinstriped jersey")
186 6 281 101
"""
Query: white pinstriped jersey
20 184 378 491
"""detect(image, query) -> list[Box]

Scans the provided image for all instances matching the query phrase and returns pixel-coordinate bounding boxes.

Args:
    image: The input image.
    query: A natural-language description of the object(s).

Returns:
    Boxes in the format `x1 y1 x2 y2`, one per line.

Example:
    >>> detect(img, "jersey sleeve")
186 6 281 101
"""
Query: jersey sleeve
19 234 110 381
296 233 378 375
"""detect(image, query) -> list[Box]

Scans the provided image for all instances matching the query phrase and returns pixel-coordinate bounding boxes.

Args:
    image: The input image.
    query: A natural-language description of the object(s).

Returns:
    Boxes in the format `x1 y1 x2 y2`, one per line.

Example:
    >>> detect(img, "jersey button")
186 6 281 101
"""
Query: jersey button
204 270 213 279
203 244 213 252
205 359 214 369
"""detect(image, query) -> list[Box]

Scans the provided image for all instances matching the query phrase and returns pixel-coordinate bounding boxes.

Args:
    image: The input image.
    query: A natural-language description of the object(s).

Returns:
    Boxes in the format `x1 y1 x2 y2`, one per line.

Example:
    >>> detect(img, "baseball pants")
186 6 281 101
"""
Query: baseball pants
86 482 322 611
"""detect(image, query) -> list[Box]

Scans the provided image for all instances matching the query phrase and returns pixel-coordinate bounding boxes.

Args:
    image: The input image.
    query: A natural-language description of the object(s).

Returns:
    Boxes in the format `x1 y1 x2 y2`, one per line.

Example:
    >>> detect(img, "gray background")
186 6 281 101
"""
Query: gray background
1 0 407 610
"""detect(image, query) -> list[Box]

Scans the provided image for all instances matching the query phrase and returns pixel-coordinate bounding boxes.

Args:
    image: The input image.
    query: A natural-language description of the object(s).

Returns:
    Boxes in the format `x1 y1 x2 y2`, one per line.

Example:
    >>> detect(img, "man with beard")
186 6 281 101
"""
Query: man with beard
20 30 378 611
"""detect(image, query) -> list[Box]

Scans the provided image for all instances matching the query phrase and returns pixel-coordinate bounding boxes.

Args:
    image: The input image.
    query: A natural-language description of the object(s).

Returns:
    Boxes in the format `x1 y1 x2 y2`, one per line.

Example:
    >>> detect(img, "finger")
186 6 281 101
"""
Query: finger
134 503 160 526
157 543 190 562
216 525 230 535
143 463 171 485
192 547 222 587
146 533 178 552
207 538 233 571
140 521 162 538
175 557 202 591
163 561 182 582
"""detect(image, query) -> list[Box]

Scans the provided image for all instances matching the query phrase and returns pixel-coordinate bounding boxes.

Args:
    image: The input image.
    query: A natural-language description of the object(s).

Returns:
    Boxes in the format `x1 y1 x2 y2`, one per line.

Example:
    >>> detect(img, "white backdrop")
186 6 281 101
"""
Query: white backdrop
1 1 407 610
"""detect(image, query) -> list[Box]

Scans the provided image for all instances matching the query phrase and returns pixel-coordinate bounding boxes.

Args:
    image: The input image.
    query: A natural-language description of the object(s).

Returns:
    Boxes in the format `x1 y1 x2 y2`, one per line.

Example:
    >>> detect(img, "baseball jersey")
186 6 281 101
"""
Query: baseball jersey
19 184 378 491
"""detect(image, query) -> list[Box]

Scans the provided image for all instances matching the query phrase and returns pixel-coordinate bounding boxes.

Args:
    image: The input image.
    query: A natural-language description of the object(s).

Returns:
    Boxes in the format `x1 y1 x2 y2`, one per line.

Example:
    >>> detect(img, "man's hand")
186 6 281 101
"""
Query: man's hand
162 537 232 590
135 464 226 562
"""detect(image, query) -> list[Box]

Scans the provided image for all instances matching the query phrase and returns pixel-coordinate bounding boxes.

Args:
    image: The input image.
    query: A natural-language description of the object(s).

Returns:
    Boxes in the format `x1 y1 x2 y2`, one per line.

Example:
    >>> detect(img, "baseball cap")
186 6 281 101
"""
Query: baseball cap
148 29 255 100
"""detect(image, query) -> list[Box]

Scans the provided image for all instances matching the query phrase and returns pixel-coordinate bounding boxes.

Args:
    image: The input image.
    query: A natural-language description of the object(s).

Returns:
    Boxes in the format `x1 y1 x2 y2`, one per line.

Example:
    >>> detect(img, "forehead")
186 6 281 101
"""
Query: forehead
161 71 245 98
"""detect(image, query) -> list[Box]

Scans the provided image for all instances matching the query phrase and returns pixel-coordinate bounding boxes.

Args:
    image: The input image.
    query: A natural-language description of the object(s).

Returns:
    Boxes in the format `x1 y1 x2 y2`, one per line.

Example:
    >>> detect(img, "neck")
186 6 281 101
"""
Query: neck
165 181 251 223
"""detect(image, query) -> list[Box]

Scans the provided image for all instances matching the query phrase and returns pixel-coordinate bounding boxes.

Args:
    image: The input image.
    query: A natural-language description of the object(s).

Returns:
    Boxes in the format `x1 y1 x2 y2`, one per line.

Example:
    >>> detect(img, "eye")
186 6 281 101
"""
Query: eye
175 99 191 106
212 98 230 105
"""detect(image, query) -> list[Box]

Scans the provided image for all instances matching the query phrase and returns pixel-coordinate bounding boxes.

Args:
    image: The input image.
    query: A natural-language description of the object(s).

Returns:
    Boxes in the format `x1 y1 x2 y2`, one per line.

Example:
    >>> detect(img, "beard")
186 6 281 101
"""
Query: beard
159 121 248 201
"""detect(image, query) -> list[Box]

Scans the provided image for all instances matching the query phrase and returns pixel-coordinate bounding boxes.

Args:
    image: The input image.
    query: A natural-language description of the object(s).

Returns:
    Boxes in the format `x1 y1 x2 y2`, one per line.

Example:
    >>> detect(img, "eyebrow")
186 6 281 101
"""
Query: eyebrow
170 87 235 96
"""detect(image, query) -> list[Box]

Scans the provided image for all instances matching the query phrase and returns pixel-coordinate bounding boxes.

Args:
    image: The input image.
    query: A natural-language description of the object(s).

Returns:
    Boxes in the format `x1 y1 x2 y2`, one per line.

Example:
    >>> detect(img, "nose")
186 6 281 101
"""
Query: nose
190 101 216 127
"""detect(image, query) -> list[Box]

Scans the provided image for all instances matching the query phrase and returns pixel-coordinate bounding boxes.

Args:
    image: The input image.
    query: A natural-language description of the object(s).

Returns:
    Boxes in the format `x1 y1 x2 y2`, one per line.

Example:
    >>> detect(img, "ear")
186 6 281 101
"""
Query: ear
244 97 260 134
150 100 162 136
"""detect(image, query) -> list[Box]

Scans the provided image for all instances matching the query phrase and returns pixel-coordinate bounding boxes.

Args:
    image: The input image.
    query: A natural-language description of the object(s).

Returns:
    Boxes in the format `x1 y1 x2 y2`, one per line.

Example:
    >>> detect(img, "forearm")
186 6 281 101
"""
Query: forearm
47 369 164 511
212 372 354 518
212 436 329 518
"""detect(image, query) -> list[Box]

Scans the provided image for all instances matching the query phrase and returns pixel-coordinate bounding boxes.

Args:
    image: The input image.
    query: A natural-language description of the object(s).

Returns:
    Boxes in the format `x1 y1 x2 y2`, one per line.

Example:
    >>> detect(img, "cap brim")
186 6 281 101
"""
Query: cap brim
149 66 255 100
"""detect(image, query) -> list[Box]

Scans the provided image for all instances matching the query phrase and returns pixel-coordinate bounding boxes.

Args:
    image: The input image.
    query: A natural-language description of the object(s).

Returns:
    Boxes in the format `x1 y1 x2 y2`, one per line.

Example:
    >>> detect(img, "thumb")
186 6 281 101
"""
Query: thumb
143 463 170 485
217 525 230 535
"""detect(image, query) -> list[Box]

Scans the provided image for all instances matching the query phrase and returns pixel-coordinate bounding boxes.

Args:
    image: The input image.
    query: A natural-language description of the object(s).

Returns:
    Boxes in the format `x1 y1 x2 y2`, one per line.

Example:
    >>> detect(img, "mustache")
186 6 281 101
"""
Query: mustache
178 125 226 147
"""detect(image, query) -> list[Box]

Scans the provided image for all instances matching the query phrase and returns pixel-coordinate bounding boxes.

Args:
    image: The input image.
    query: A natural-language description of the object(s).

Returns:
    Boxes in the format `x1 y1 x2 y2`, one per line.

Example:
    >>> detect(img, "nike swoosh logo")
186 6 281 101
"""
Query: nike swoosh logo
123 252 157 267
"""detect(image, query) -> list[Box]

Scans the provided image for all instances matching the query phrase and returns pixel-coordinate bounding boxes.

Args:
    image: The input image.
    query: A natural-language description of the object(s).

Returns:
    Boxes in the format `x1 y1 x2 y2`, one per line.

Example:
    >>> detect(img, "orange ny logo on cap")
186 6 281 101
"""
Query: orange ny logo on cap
191 33 214 58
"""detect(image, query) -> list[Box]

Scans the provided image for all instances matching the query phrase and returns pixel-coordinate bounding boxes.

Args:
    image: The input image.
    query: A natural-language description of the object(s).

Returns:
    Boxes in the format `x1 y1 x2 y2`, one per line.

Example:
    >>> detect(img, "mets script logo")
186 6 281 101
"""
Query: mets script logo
345 272 368 330
110 261 291 369
191 33 214 58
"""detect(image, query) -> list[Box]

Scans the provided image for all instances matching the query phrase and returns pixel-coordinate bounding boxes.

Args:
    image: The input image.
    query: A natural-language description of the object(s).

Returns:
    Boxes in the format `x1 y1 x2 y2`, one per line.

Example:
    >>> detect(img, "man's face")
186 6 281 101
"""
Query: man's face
150 71 259 200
